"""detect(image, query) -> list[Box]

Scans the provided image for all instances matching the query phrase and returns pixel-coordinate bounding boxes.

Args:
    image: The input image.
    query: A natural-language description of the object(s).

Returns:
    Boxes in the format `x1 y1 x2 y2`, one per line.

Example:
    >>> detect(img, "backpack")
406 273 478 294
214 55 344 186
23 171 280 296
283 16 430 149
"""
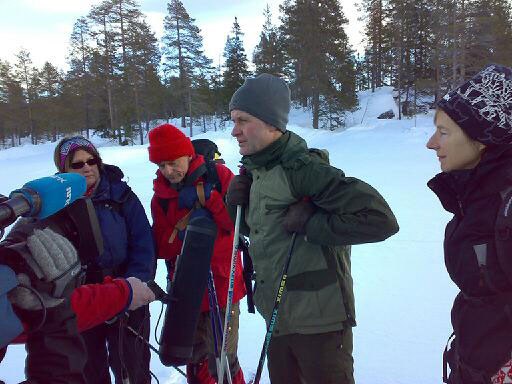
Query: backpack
191 139 223 164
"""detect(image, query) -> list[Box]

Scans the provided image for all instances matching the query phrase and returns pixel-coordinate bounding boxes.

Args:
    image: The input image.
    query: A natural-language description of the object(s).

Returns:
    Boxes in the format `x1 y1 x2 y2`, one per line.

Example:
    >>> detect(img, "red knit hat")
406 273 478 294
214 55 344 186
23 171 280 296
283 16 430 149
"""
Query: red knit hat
148 124 195 164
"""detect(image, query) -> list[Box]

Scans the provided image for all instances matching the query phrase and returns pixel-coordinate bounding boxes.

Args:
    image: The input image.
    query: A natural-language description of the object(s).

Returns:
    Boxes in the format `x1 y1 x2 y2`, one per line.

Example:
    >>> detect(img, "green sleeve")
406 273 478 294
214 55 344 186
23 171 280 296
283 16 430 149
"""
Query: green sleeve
288 159 399 246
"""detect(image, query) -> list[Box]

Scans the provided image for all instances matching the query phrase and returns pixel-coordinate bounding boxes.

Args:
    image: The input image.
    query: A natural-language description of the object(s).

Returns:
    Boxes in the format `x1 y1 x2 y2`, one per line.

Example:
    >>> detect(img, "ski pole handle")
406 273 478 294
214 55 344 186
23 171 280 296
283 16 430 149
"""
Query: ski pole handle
147 280 171 304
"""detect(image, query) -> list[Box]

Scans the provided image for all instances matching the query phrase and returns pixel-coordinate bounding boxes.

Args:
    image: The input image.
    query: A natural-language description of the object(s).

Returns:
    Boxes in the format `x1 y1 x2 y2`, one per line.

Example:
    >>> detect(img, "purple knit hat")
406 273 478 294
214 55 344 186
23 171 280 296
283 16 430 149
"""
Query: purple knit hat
54 136 101 172
437 64 512 146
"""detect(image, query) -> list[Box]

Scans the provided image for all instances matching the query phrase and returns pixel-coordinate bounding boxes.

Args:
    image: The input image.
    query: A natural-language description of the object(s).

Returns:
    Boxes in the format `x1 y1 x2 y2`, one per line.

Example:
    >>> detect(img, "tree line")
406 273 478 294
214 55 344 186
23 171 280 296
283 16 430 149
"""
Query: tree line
357 0 512 118
0 0 511 147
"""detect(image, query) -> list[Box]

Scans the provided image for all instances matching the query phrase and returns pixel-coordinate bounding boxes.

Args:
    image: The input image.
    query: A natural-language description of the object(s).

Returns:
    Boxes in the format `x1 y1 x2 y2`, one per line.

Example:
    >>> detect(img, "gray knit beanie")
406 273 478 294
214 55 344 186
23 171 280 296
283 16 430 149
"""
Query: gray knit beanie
229 73 291 132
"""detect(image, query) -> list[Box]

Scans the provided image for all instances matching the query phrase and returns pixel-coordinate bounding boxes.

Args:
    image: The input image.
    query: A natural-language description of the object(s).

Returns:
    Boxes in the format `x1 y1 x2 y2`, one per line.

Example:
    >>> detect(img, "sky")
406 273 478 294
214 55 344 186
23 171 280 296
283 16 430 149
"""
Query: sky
0 0 365 70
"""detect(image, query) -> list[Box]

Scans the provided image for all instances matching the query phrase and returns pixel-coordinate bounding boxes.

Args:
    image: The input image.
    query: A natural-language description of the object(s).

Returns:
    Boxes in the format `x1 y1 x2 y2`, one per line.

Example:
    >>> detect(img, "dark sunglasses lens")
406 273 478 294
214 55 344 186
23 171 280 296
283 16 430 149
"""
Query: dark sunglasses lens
70 158 98 169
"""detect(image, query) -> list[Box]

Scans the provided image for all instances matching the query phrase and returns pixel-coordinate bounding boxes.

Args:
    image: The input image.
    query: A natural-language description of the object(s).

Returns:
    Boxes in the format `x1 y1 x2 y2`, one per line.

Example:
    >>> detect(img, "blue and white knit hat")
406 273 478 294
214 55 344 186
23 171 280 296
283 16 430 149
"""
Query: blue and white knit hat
437 64 512 146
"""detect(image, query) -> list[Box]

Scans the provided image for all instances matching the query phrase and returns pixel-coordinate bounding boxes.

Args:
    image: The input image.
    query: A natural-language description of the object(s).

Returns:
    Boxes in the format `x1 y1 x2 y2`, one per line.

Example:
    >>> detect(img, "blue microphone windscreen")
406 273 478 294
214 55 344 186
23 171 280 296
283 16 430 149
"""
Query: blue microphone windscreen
12 173 87 219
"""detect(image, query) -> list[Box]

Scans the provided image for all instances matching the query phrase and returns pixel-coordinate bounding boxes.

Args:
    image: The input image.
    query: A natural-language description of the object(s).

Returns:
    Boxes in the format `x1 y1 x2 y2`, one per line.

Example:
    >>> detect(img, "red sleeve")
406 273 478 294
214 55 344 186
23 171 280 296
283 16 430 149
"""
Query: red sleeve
151 195 182 260
204 164 235 233
71 277 131 332
11 277 131 343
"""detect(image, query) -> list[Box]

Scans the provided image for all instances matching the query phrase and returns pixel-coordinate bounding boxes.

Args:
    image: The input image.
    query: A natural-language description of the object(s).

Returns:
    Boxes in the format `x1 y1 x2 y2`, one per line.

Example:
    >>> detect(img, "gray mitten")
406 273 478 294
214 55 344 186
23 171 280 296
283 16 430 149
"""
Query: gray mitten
8 228 81 311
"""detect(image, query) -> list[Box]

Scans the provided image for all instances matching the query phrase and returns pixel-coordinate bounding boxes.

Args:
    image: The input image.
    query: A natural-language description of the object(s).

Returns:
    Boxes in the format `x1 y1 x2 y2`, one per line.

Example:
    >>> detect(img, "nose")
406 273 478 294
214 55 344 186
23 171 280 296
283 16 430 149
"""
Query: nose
426 132 439 150
231 123 240 137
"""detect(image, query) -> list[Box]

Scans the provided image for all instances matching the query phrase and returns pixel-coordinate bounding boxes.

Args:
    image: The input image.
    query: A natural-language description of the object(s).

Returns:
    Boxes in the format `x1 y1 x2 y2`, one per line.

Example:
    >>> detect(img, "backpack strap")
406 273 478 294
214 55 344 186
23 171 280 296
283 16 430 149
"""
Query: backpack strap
161 183 207 244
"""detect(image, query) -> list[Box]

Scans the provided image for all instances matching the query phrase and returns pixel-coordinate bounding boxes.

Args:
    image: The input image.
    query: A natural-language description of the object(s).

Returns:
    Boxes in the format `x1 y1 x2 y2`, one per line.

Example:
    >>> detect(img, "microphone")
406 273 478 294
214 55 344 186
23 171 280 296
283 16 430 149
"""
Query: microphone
0 173 87 229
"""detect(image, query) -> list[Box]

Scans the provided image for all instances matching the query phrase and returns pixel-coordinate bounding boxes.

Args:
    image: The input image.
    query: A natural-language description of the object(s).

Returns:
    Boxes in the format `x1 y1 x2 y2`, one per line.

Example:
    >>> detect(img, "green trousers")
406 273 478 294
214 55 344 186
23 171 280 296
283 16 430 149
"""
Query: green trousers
267 328 355 384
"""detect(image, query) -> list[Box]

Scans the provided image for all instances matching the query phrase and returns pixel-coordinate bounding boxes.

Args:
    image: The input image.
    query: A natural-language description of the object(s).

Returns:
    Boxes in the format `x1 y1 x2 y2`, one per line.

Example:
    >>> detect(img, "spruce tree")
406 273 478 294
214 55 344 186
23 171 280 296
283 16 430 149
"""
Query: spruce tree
281 0 357 129
253 5 288 76
223 17 250 110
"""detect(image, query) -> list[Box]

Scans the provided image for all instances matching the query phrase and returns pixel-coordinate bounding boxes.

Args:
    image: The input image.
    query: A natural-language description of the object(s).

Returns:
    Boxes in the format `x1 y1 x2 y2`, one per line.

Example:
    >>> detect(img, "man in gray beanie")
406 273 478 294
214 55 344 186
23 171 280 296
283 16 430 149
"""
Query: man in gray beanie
226 73 399 384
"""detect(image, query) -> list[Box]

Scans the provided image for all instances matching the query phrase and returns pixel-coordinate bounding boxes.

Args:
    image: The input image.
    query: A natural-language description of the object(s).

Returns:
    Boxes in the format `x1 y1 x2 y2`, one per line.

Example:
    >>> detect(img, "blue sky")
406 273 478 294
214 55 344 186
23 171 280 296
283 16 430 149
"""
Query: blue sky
0 0 364 70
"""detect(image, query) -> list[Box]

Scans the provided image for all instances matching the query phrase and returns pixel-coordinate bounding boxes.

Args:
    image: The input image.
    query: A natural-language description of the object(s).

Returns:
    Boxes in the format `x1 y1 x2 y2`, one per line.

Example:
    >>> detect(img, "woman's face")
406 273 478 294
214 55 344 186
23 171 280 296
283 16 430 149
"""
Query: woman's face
66 149 100 188
426 110 486 172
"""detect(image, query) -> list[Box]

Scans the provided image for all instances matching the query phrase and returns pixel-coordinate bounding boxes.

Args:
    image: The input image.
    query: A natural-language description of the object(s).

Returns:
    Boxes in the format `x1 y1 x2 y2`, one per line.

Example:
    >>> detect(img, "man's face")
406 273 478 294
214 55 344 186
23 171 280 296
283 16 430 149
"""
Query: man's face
158 156 191 184
231 110 282 156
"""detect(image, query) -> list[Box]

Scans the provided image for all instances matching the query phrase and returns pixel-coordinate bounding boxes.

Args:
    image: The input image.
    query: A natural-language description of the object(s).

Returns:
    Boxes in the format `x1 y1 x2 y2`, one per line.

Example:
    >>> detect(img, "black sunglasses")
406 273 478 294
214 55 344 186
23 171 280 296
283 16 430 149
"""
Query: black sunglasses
70 158 99 169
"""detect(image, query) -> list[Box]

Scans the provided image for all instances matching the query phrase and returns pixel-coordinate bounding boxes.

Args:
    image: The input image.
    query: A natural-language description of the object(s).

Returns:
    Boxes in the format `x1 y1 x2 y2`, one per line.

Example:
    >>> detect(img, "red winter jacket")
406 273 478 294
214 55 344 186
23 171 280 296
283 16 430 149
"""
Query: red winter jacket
151 155 246 312
12 277 131 343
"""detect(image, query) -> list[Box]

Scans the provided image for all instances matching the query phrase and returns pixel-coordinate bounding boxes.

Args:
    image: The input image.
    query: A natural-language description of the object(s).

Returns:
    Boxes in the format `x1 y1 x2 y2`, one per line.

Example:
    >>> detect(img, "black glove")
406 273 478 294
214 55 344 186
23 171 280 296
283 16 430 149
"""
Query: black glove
226 175 252 206
283 200 316 234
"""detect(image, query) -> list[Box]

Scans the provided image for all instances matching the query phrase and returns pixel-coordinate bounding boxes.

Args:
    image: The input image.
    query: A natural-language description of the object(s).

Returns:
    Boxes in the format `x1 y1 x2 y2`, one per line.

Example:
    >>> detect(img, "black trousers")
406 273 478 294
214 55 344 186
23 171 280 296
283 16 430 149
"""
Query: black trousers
82 306 151 384
267 328 355 384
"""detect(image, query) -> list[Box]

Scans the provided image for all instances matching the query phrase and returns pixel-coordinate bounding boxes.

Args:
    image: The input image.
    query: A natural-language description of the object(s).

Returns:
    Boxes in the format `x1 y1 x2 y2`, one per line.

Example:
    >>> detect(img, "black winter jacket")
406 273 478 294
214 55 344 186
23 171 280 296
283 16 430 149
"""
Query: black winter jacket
428 145 512 380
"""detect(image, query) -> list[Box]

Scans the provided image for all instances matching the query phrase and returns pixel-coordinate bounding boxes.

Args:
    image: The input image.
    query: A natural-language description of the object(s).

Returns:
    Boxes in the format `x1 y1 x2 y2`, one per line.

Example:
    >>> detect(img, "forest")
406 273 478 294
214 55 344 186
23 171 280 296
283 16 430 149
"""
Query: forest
0 0 511 146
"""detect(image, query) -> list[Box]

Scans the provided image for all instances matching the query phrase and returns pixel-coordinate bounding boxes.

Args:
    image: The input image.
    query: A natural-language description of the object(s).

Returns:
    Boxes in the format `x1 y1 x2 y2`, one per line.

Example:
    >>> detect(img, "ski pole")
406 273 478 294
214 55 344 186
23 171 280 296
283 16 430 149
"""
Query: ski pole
251 232 298 384
125 325 187 378
207 272 221 373
218 205 241 384
207 270 232 384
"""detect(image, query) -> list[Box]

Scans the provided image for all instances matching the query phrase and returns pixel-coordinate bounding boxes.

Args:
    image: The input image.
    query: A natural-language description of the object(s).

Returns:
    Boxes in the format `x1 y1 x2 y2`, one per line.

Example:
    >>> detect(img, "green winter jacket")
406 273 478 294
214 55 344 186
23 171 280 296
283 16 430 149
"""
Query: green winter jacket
232 131 399 336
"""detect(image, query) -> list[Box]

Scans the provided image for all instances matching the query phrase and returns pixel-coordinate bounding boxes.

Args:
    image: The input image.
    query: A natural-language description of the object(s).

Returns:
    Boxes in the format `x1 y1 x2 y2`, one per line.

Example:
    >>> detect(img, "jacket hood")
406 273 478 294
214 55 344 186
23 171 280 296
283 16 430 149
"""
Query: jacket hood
93 164 128 202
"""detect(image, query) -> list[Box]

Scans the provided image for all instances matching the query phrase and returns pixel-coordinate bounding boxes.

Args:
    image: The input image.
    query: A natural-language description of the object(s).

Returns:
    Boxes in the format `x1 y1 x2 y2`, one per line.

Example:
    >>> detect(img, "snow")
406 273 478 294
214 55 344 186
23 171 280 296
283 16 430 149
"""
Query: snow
0 87 456 384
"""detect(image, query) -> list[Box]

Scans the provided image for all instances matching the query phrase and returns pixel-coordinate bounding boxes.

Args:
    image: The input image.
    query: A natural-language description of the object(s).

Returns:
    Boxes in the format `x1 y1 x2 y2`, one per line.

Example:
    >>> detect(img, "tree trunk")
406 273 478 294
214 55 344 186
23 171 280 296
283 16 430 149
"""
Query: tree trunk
312 90 319 129
188 90 193 137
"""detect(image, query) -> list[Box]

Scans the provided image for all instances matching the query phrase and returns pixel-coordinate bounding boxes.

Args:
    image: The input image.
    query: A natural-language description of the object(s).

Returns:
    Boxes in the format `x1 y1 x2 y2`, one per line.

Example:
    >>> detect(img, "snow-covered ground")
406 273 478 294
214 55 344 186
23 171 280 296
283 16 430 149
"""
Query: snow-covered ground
0 87 456 384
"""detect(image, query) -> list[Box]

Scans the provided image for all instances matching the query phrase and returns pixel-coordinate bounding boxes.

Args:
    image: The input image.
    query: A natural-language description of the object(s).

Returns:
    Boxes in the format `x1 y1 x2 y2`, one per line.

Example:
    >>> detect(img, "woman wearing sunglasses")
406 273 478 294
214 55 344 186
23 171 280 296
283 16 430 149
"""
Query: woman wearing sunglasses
54 136 155 384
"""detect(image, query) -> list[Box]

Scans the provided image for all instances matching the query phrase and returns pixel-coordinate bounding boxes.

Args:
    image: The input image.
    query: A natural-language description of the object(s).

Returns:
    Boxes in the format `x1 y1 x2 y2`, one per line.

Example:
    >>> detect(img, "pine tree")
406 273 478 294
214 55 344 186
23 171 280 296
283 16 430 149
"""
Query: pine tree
88 1 121 140
162 0 212 133
67 17 94 138
253 5 288 76
223 17 250 110
0 60 24 146
14 49 37 143
125 16 163 144
38 62 63 141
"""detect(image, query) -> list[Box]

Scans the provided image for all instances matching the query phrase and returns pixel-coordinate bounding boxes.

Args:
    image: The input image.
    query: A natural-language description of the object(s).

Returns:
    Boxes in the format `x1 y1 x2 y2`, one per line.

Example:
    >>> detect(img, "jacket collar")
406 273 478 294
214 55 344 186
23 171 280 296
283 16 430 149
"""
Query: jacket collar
153 155 206 198
241 131 308 171
428 145 512 213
